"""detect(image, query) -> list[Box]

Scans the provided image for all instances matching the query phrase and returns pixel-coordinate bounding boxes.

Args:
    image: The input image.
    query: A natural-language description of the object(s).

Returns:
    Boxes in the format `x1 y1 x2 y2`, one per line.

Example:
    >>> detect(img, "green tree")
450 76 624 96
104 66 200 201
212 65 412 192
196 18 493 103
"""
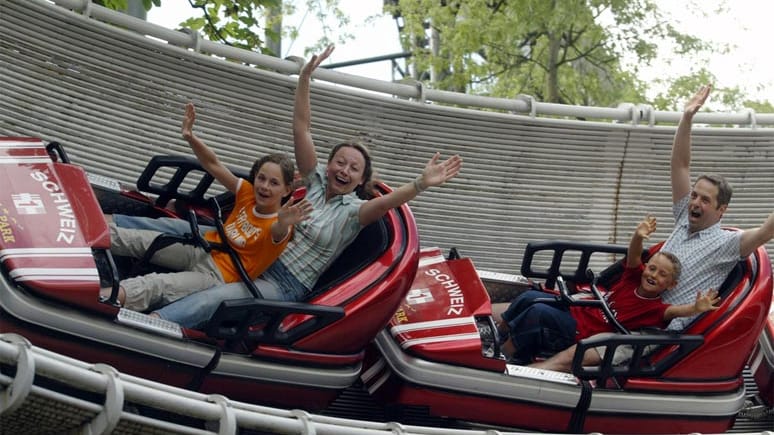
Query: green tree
384 0 722 108
175 0 282 53
651 68 744 112
744 99 774 115
96 0 160 10
101 0 349 56
171 0 349 56
102 1 770 111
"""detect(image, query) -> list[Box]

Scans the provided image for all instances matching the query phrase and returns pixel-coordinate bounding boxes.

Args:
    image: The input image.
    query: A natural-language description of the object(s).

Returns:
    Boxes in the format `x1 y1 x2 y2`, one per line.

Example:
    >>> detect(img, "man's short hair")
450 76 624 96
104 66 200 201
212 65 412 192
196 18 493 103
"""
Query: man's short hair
696 174 732 207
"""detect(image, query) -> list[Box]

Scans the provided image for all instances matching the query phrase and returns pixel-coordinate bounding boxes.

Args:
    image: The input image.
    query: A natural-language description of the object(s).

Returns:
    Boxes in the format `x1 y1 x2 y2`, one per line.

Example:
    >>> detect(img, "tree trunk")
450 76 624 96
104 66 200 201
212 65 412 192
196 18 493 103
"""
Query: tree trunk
265 4 282 57
545 31 560 103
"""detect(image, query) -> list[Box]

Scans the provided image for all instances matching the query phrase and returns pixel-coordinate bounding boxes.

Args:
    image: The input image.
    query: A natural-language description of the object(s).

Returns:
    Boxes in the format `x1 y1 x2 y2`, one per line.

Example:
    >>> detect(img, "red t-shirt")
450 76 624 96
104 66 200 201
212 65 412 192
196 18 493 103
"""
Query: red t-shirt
571 264 669 340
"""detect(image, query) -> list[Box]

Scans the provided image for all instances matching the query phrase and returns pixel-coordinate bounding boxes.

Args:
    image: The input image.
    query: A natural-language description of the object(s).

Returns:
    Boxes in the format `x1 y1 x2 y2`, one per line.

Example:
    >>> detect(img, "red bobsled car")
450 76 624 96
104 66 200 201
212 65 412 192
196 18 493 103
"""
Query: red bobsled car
0 137 419 409
362 240 774 433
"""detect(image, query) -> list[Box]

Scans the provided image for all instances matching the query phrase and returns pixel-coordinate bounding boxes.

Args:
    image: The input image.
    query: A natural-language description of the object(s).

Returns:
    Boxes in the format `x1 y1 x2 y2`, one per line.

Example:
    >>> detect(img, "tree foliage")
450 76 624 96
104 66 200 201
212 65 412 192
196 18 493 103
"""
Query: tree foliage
384 0 728 109
96 0 160 12
176 0 349 55
175 0 282 53
101 0 348 56
102 0 768 111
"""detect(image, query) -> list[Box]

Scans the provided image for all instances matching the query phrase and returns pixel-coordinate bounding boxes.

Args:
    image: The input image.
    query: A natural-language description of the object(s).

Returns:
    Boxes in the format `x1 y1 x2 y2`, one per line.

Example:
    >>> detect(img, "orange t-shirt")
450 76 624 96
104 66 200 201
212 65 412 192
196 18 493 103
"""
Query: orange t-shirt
205 179 288 283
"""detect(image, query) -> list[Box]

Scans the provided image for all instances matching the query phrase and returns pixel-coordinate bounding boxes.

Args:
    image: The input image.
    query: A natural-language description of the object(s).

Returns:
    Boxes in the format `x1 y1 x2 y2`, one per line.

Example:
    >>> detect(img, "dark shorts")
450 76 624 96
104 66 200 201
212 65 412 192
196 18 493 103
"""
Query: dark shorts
502 290 576 363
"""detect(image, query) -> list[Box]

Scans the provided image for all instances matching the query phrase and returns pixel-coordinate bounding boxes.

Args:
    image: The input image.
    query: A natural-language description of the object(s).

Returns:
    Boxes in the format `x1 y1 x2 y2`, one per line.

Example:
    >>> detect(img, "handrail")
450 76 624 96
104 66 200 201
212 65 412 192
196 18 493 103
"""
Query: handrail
0 332 555 435
44 0 774 127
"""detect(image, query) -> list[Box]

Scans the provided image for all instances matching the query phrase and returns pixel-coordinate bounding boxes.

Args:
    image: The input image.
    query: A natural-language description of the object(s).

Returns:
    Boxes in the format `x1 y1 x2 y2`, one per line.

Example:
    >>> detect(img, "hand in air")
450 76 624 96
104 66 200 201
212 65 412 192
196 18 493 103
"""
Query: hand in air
635 215 657 240
694 289 721 313
417 153 463 189
181 102 196 141
300 45 335 78
278 197 313 228
684 84 711 117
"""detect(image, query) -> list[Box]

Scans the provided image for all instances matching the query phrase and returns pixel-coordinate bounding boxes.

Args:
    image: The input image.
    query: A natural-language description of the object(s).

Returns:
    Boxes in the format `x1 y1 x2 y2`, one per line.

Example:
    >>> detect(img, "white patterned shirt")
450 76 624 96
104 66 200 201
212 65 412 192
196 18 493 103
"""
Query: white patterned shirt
661 194 742 330
277 164 365 290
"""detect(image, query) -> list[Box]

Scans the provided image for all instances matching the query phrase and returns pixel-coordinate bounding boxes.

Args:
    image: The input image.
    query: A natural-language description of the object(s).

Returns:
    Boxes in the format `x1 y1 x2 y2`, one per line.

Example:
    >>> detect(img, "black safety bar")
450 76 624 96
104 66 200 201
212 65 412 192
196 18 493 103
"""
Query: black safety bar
521 240 627 289
207 198 262 298
206 298 345 347
531 275 630 335
136 155 246 208
45 141 70 163
572 332 703 384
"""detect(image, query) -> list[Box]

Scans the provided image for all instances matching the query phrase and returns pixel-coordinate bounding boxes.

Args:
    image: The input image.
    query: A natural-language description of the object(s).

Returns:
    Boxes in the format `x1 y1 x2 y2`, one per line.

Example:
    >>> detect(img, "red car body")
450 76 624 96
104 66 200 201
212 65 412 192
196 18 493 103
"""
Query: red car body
0 137 419 409
362 242 773 433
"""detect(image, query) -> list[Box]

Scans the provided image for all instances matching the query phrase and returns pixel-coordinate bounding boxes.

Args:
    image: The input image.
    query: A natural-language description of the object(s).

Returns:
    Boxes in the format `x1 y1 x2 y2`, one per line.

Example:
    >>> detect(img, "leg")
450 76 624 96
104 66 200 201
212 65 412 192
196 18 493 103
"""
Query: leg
594 332 637 365
152 276 286 329
505 303 575 364
491 302 510 325
108 223 162 259
110 222 216 272
120 269 224 312
495 290 553 344
530 332 636 373
531 344 602 372
99 285 127 306
501 290 557 323
112 214 214 235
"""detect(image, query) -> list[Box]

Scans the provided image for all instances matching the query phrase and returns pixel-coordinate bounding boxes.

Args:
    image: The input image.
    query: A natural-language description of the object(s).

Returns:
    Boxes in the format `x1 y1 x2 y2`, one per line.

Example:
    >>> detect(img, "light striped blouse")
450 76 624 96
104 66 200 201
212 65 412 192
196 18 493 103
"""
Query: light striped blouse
277 164 366 290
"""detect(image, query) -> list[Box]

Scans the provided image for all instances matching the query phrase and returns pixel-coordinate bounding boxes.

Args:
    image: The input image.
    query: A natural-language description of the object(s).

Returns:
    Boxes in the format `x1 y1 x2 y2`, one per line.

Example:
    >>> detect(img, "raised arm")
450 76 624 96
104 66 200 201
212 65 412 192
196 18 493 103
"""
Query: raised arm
671 84 711 204
626 215 656 268
358 153 462 227
739 212 774 257
293 45 335 177
181 103 239 193
664 289 720 322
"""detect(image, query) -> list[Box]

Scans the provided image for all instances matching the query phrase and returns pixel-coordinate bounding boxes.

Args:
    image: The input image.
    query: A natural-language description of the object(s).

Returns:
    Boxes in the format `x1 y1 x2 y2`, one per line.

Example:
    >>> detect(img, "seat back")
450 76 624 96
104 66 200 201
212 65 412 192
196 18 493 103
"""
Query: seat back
285 197 419 355
307 217 392 300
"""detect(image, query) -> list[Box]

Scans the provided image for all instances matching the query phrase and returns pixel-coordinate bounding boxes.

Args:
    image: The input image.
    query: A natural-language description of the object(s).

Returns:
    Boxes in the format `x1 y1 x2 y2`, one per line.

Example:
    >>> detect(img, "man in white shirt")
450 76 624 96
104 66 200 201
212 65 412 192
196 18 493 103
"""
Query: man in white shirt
533 85 774 372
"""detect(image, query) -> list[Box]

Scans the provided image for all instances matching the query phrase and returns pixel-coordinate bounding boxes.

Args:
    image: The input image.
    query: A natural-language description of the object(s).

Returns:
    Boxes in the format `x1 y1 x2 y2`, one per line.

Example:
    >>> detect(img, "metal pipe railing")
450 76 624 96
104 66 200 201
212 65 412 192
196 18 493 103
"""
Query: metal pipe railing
44 0 774 127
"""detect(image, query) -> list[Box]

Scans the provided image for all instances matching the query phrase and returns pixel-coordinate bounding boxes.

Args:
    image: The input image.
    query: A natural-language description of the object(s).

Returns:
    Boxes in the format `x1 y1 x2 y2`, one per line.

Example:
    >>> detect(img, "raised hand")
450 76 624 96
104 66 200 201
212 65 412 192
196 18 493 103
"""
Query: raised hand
300 45 335 78
684 84 711 117
278 197 313 228
635 215 657 240
417 153 463 190
694 289 721 313
181 102 196 141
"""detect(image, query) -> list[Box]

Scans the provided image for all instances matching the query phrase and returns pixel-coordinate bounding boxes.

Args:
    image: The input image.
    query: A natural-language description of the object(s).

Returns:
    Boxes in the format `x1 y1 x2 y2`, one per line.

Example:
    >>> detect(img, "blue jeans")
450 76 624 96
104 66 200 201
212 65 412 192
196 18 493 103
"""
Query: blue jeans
153 261 308 329
153 281 253 329
501 290 577 363
115 214 308 328
112 214 215 235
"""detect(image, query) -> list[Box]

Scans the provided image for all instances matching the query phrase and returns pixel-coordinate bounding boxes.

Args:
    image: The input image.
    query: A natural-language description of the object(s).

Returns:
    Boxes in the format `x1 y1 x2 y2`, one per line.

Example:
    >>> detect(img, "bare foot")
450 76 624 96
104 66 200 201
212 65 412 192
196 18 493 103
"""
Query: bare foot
501 337 516 359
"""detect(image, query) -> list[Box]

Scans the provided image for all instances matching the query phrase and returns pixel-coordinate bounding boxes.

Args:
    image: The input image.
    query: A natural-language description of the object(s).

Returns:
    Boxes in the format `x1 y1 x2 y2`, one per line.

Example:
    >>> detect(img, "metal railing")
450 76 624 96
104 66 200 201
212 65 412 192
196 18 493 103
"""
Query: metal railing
40 0 774 127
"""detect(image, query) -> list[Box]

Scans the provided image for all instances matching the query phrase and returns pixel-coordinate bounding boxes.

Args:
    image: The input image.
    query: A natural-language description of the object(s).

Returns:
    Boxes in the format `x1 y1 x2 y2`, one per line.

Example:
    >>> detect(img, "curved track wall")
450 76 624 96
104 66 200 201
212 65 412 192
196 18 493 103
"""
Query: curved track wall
1 0 773 274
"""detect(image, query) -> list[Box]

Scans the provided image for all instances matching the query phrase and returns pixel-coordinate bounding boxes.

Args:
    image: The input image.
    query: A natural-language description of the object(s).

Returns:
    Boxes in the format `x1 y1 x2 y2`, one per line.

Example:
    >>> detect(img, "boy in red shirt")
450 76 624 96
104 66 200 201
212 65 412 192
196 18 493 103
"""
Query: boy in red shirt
499 215 720 364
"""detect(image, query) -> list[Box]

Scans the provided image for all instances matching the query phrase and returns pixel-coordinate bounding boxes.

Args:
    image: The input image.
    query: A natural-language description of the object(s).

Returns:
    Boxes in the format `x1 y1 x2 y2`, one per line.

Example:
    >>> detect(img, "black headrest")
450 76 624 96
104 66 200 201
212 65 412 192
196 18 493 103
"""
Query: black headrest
306 217 392 300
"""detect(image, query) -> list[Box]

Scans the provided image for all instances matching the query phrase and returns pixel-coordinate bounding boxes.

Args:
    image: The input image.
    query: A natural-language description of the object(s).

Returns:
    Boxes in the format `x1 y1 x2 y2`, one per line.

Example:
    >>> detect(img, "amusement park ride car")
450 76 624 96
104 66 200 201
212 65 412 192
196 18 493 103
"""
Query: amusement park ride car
1 137 772 433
